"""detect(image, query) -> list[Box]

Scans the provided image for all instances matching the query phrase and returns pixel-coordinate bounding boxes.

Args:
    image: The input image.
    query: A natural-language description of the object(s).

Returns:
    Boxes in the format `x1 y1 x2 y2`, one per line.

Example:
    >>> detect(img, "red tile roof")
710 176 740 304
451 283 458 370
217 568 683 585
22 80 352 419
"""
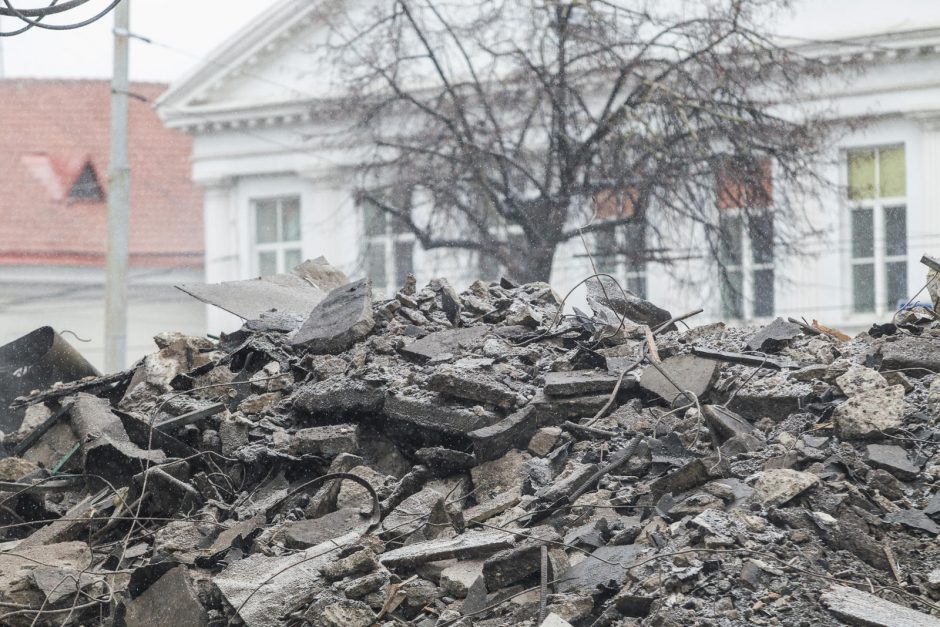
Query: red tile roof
0 79 203 268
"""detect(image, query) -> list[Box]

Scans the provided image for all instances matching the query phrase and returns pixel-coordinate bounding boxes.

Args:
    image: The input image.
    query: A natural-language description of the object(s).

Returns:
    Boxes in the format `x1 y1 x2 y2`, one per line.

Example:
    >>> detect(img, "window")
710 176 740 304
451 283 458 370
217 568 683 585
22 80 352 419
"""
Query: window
716 158 774 319
361 189 415 294
253 196 302 276
593 222 648 298
847 146 907 313
69 161 104 201
591 188 648 298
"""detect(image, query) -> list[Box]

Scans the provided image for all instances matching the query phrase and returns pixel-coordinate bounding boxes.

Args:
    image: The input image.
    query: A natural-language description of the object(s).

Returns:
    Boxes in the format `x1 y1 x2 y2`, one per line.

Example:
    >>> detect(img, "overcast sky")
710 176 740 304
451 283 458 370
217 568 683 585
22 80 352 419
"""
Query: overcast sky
0 0 938 84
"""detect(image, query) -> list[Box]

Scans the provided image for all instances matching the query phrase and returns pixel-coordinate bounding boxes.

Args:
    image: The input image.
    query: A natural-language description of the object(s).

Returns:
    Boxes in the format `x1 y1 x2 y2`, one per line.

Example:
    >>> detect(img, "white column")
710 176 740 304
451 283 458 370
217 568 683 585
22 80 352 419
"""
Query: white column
201 178 243 333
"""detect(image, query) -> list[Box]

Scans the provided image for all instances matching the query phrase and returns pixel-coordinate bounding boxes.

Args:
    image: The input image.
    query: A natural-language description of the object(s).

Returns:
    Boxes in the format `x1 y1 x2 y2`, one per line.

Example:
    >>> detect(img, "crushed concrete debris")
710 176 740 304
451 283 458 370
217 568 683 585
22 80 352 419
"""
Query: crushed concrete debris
2 261 940 626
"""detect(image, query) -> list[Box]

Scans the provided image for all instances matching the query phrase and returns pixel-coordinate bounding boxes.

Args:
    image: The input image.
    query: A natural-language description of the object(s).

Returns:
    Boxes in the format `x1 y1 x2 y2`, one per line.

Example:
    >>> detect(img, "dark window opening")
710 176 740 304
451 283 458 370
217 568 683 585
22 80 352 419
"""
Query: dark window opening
69 163 104 201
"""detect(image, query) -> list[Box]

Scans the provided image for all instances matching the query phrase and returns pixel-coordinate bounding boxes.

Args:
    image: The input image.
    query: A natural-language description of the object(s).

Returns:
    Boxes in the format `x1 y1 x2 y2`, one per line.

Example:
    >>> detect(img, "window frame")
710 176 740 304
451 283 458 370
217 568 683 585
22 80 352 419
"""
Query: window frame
715 157 775 322
591 220 649 299
360 189 417 295
250 195 303 276
845 145 907 316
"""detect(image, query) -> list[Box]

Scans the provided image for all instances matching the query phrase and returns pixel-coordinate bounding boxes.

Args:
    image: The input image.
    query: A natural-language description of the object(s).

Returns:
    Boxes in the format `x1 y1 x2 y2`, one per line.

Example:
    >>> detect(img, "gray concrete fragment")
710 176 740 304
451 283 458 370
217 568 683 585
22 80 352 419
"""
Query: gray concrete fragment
291 279 375 353
69 393 165 482
415 447 477 475
400 326 490 361
836 364 888 396
883 509 940 535
290 424 360 458
176 256 347 320
745 317 803 352
882 335 940 373
528 426 562 457
385 393 500 436
428 367 517 409
702 405 754 444
282 508 371 549
833 385 905 440
378 531 515 566
469 406 542 462
440 560 485 597
471 449 530 502
293 377 385 416
640 355 719 404
123 565 207 627
544 370 623 397
320 549 378 581
303 595 376 627
751 469 819 507
557 544 649 593
820 584 940 627
865 444 921 480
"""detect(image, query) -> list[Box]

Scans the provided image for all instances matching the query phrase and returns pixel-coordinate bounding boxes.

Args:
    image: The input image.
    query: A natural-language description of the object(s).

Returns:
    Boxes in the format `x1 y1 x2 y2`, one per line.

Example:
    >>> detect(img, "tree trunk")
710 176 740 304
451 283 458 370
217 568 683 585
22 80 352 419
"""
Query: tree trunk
510 241 556 284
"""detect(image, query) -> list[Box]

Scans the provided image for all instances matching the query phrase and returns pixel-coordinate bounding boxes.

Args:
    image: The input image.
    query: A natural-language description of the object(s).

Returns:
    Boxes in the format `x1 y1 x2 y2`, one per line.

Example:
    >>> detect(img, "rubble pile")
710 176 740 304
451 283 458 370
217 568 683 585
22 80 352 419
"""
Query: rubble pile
1 264 940 627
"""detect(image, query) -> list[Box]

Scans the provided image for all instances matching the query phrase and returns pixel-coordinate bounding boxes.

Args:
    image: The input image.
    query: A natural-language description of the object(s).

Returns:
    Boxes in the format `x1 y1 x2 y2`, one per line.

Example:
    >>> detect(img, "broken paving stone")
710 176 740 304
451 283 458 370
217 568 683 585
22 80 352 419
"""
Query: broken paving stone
751 469 820 507
123 565 207 627
883 509 940 535
821 584 940 627
380 487 445 538
865 443 921 480
544 370 624 397
482 534 567 589
289 424 360 458
291 279 375 353
833 385 905 439
463 487 522 524
400 326 491 361
745 317 803 352
640 355 719 404
0 541 93 615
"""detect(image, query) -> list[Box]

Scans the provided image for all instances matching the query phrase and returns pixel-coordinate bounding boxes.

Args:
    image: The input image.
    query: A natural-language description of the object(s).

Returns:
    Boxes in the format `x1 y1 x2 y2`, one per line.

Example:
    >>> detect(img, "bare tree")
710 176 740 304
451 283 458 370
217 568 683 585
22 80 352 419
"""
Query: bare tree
318 0 834 285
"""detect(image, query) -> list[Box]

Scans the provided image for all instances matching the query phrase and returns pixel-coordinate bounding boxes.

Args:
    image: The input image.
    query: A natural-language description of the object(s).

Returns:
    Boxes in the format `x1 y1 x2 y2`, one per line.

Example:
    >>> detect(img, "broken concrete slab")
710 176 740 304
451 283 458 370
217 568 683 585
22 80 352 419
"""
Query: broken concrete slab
428 367 517 409
379 531 515 567
557 544 649 593
69 393 166 482
881 335 940 373
282 508 372 549
400 326 491 362
293 377 385 417
865 444 921 481
745 317 803 352
883 509 940 535
835 363 889 396
177 256 347 320
640 355 719 404
702 404 754 444
414 447 477 476
440 560 485 597
385 392 501 437
528 426 563 457
290 424 360 458
820 584 940 627
470 449 530 501
833 385 905 440
123 565 208 627
291 279 375 353
468 406 542 462
544 370 624 397
751 469 819 507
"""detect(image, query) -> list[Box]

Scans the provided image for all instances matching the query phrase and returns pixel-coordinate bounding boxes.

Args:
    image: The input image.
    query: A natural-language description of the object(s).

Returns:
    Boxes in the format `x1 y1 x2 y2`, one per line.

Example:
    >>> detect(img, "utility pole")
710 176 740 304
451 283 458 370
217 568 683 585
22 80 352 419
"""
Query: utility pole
105 0 130 372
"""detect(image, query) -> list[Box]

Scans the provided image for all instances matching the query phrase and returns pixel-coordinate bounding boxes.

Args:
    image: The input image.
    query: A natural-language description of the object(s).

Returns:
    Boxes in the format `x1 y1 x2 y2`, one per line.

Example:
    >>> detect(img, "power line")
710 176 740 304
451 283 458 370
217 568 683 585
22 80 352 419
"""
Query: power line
0 0 123 36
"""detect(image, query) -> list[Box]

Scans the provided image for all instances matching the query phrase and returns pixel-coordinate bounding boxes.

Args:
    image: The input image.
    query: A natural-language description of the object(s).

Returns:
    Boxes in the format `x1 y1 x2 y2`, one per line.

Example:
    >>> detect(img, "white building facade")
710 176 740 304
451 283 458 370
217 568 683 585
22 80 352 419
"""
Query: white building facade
157 0 940 334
